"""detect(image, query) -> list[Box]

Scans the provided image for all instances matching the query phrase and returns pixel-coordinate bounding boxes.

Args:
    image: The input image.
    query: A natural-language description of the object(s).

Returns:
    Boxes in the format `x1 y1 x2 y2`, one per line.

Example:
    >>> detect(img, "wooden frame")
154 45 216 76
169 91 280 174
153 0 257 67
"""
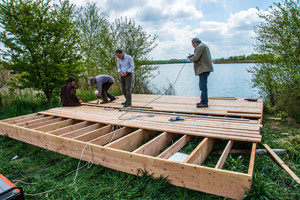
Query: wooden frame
0 95 263 199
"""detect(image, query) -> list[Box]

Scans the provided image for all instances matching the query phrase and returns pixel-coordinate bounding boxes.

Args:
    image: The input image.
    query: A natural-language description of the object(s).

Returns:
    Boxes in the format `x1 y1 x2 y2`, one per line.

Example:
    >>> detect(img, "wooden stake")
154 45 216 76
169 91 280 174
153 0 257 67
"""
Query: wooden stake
263 144 300 185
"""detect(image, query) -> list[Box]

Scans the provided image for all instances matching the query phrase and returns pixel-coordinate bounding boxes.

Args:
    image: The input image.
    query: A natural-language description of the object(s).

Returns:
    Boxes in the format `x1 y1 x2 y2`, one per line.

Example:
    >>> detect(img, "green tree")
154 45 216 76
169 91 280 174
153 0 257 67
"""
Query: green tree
76 1 108 81
0 0 82 103
250 0 300 119
106 17 158 93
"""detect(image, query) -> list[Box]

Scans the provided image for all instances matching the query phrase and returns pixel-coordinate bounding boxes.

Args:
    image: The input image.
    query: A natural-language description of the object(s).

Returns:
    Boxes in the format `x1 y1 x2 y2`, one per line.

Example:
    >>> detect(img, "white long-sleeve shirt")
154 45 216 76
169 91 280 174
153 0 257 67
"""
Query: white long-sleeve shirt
117 54 134 73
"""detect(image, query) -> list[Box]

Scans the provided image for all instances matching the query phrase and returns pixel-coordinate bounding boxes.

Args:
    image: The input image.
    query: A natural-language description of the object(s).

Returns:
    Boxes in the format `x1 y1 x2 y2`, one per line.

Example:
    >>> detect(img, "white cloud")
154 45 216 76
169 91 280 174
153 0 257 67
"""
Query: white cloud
228 8 261 30
187 8 266 58
0 1 272 60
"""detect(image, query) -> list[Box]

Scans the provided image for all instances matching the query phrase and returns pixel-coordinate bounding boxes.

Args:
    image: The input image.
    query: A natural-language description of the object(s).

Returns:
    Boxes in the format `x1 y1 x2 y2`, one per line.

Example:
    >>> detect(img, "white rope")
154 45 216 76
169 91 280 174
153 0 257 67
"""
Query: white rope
23 142 93 196
143 63 186 107
12 180 38 185
114 63 186 120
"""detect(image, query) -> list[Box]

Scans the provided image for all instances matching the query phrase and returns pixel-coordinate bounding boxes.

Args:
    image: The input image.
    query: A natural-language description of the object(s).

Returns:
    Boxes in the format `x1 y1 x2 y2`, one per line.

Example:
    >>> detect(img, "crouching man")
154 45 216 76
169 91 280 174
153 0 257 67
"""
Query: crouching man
88 75 116 104
60 76 82 107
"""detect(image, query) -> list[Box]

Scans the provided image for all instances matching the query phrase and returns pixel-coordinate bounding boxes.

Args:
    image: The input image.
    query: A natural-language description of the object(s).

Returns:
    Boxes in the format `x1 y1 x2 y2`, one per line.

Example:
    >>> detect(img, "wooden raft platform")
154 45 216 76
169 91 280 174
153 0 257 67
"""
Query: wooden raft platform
0 94 263 199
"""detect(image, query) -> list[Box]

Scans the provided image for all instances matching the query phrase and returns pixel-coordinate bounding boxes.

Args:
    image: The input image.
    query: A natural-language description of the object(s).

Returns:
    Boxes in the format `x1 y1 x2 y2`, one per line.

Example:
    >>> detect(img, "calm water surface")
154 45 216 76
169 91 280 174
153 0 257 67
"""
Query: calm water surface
150 63 260 98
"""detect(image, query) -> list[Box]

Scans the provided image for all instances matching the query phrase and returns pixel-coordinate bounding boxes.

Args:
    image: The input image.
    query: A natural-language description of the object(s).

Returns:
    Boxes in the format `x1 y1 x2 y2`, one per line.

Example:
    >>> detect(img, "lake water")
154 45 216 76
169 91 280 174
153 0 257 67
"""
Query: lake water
150 63 260 98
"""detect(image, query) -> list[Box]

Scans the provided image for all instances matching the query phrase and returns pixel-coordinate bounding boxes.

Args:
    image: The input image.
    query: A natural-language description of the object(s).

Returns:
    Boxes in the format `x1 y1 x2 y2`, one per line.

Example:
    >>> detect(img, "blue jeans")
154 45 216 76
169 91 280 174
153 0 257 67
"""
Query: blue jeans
199 72 210 104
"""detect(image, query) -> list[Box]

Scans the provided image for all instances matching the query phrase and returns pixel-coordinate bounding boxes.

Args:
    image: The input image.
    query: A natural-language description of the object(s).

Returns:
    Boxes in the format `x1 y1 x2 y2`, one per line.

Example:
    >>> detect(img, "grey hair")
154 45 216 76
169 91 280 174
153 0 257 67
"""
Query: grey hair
88 77 96 85
191 37 201 43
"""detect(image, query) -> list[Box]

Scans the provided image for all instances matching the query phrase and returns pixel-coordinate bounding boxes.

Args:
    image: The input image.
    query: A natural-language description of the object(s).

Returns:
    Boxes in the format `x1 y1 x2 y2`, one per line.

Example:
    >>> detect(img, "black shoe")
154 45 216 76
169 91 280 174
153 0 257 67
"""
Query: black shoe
196 102 201 106
196 104 208 108
121 102 126 105
109 98 116 102
100 101 109 104
123 103 131 108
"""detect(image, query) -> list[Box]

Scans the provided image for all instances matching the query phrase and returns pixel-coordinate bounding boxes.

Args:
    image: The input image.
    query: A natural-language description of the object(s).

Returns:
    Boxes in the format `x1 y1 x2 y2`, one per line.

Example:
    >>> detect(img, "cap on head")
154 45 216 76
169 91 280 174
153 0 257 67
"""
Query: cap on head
191 38 201 43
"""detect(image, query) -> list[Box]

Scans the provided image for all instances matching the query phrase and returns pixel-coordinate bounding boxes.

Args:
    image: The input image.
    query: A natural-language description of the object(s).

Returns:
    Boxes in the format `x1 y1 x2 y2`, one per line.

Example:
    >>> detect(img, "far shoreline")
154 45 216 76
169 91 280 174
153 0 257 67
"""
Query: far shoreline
147 61 257 65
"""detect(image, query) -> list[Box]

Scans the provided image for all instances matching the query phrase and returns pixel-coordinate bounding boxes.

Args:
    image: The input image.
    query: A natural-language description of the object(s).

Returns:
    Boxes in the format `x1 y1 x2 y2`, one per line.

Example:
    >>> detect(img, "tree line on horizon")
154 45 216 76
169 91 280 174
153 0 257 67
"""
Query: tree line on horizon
145 54 261 65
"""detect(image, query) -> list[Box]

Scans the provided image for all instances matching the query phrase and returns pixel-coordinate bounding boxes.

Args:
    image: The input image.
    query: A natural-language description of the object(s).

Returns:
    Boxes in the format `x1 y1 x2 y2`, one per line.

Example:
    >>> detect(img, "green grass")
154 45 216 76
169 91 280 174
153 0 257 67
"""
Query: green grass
0 96 300 199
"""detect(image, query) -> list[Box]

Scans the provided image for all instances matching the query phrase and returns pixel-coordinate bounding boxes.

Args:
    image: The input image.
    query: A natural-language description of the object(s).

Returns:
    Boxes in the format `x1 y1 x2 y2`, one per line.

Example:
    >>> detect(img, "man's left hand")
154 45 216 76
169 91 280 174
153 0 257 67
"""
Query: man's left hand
97 99 100 104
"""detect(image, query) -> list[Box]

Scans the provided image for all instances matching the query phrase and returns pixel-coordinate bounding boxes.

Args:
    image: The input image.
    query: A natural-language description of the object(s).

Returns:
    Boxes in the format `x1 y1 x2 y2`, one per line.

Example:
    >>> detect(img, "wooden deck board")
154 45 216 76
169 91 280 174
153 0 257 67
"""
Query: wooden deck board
84 94 263 118
38 106 261 142
0 94 262 199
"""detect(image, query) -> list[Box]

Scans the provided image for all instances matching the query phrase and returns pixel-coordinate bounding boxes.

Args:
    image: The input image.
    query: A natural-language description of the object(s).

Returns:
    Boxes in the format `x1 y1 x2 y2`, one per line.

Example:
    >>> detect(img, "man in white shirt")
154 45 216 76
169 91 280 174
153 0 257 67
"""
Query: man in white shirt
116 49 134 107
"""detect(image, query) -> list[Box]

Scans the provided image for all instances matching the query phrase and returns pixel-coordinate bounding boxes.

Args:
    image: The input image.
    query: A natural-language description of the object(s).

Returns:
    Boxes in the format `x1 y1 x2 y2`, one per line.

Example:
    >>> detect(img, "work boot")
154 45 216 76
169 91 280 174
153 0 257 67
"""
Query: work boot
196 104 208 108
123 103 131 107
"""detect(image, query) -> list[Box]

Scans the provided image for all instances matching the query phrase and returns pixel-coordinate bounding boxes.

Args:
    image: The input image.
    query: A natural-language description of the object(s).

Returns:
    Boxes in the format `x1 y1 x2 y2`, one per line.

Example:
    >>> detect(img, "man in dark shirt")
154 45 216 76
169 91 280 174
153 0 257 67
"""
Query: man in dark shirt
188 37 214 108
60 76 82 107
88 75 116 104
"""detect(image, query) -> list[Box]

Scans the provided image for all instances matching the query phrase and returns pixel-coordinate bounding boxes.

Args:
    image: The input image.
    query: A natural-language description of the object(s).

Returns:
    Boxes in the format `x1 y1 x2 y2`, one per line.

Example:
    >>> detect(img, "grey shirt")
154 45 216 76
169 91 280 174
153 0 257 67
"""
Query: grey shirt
95 75 115 98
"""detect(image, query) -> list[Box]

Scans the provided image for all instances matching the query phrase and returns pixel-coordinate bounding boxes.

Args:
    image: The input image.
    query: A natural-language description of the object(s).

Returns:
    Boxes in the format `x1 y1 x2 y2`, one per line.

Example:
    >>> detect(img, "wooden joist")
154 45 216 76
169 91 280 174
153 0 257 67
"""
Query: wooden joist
0 94 263 199
0 121 253 200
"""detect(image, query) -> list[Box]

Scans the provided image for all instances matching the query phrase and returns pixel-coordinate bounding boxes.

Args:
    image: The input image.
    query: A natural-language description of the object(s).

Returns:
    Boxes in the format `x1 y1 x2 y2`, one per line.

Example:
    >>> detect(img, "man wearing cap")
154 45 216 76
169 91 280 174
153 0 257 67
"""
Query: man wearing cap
60 76 82 107
88 75 116 104
188 38 214 108
115 49 134 107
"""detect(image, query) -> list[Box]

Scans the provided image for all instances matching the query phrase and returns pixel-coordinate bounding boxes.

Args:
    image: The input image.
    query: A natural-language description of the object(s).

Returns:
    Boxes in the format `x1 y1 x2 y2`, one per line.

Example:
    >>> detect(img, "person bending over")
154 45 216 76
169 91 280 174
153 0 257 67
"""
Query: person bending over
88 75 116 104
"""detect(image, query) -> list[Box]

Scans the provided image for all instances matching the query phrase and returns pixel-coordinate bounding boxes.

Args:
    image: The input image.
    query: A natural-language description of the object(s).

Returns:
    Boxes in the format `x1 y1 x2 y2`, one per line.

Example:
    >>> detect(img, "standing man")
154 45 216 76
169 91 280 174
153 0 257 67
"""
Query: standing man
88 75 116 104
60 76 82 107
188 38 213 108
116 49 134 107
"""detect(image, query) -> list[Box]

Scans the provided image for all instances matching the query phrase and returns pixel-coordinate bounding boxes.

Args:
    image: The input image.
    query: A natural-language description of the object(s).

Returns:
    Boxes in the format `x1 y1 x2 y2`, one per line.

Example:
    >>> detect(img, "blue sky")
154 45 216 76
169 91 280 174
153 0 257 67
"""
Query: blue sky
69 0 277 60
1 0 278 60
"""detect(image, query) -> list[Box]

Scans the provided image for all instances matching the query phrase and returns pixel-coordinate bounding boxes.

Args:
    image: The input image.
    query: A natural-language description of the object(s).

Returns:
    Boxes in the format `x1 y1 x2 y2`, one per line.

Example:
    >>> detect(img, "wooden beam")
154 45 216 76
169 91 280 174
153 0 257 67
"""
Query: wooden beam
133 132 178 156
184 137 215 165
248 143 256 175
105 129 160 152
73 125 112 142
34 119 74 132
215 140 234 169
0 122 252 200
47 121 89 136
26 117 65 129
263 144 300 184
60 123 103 138
16 116 56 127
2 113 43 124
91 127 136 146
158 135 192 159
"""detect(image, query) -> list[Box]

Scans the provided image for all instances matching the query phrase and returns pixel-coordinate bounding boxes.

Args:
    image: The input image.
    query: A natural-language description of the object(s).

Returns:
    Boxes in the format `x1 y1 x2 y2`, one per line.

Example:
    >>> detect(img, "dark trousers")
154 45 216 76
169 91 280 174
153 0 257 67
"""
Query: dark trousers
120 73 133 105
199 72 210 104
102 82 116 102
